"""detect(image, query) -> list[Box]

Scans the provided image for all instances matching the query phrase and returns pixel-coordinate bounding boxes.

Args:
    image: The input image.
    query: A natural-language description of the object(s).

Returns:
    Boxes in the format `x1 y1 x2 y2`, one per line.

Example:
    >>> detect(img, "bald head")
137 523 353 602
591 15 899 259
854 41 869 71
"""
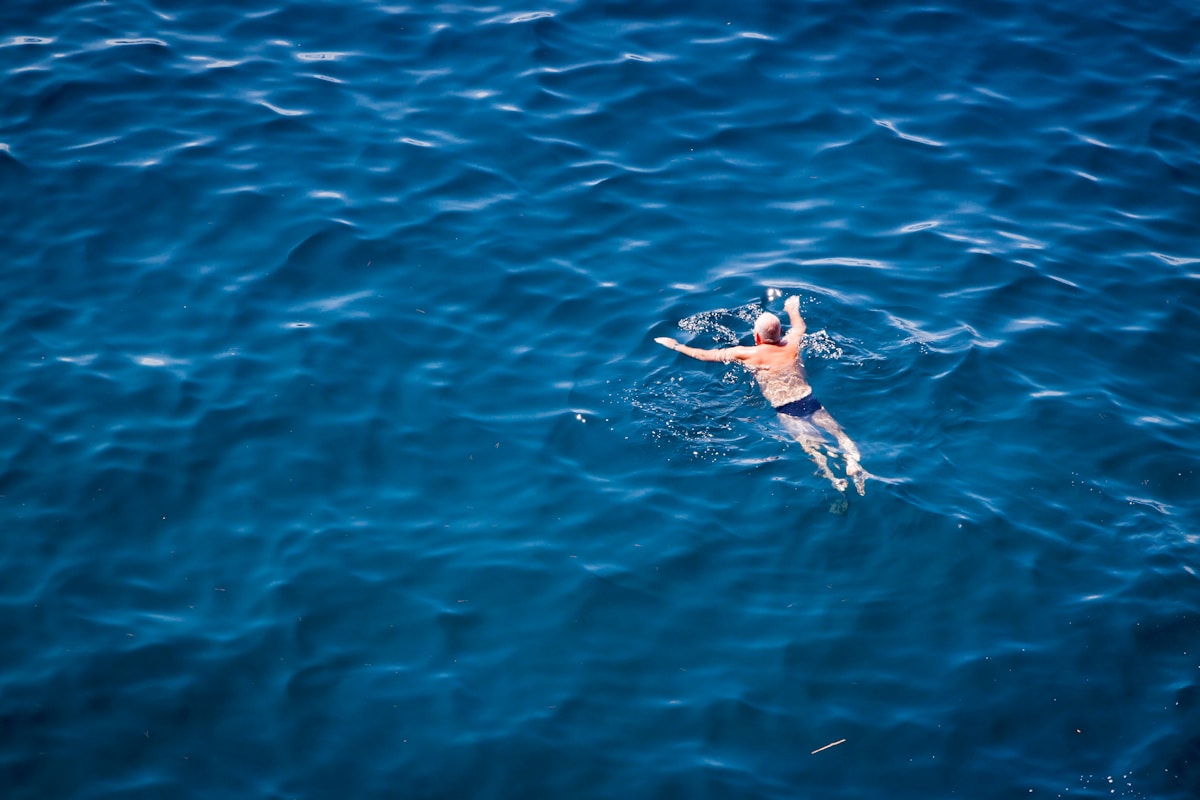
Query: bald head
754 312 782 344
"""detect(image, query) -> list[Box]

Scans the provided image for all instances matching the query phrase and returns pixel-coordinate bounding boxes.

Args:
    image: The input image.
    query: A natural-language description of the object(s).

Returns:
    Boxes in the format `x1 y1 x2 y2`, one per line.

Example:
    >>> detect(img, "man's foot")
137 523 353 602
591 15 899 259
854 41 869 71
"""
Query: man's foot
845 459 869 496
827 475 848 493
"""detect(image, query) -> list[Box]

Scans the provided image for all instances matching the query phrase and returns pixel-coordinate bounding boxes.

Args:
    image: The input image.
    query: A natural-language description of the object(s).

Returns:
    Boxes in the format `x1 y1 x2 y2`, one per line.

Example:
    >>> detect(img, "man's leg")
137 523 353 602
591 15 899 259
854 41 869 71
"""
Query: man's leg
811 409 867 495
778 413 848 493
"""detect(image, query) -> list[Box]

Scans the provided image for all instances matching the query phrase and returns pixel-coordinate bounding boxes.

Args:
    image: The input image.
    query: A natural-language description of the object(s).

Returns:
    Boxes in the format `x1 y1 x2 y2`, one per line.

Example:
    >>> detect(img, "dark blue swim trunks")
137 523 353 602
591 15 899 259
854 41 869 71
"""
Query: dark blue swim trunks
775 395 822 418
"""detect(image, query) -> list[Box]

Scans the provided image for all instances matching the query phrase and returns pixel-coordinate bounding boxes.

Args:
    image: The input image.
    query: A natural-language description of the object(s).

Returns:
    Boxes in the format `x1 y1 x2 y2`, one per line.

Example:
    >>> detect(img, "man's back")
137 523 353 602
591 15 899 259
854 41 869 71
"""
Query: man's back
735 338 813 408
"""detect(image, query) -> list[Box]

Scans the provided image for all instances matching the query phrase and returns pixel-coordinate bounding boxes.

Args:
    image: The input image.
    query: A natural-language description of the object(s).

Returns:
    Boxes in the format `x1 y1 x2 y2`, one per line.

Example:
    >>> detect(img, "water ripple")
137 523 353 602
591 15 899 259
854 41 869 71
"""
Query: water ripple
1 0 1199 797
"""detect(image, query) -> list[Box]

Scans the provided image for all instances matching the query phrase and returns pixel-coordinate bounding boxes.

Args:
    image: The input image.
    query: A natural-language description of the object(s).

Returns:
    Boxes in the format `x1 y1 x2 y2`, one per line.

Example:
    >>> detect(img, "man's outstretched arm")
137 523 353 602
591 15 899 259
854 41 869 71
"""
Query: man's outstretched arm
783 296 806 341
655 337 743 363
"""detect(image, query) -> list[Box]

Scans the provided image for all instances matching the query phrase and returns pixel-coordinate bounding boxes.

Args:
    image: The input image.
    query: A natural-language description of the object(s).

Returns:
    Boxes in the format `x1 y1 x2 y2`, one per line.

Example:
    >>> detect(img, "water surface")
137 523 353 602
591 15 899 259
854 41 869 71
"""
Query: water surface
1 0 1199 797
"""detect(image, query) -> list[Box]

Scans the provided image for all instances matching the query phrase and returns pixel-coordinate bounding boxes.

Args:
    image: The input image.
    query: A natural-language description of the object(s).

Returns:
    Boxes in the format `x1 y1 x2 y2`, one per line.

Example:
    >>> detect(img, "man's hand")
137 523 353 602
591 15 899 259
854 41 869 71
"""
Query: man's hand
783 295 805 339
655 337 679 350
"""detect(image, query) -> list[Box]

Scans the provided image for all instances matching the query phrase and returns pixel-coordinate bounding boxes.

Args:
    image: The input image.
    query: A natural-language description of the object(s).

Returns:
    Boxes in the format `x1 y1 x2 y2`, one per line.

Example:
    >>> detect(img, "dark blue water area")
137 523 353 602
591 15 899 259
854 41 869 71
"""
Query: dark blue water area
2 0 1200 797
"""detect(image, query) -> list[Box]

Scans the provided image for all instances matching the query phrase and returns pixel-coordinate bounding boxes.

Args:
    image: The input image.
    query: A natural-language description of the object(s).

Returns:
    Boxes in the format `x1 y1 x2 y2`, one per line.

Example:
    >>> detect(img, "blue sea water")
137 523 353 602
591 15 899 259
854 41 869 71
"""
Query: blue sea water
2 0 1199 797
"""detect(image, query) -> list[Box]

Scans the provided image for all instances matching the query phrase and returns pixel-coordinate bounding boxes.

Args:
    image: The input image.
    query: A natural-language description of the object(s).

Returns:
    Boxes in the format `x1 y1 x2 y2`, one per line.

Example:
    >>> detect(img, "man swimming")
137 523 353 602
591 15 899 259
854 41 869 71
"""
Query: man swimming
655 295 868 495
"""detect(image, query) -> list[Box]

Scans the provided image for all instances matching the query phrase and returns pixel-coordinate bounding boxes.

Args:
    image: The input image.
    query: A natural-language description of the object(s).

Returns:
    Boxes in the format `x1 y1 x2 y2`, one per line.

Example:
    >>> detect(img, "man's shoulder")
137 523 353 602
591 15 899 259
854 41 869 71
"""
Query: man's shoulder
734 344 775 364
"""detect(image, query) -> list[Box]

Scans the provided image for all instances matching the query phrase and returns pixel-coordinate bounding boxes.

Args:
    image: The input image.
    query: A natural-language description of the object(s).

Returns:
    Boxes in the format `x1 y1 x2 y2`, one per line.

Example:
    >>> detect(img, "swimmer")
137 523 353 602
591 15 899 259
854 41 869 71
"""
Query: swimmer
655 295 868 495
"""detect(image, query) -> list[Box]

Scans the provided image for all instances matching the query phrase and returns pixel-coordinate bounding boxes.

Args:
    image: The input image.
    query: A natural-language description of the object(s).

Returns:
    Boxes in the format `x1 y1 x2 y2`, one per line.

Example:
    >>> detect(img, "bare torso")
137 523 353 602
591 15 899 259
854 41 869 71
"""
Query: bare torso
730 336 813 408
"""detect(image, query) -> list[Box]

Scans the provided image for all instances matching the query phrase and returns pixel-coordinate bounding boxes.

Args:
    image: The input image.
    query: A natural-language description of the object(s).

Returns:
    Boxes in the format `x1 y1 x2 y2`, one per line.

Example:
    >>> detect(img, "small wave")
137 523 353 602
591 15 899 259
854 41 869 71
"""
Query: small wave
296 51 351 61
257 100 307 117
678 302 763 347
802 257 890 270
874 119 944 147
482 10 555 25
1151 252 1200 267
105 38 169 48
3 36 53 47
